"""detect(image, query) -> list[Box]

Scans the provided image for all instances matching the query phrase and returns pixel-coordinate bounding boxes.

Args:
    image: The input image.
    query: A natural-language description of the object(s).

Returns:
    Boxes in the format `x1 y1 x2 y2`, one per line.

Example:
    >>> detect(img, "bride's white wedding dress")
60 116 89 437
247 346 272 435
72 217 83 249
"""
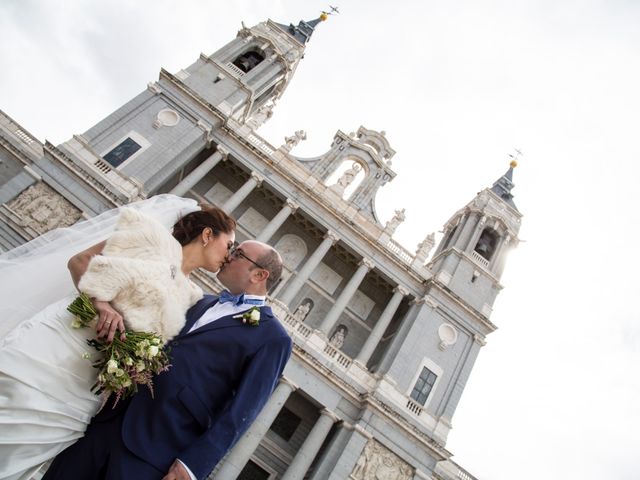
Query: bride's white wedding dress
0 195 202 480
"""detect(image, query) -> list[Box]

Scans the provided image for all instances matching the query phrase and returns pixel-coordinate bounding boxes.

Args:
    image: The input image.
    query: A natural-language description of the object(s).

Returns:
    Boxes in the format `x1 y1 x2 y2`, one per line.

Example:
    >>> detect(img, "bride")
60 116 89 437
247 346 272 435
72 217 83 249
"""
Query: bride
0 194 236 480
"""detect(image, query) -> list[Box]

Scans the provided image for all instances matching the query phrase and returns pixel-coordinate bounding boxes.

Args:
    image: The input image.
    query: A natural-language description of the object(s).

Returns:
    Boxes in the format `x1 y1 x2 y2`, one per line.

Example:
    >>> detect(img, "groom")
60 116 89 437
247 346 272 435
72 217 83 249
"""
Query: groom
44 240 292 480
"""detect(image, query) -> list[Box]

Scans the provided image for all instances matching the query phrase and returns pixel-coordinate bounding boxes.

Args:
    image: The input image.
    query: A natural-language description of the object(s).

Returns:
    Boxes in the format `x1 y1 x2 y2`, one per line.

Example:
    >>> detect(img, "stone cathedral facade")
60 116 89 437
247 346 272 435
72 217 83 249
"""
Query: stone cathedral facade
0 16 522 480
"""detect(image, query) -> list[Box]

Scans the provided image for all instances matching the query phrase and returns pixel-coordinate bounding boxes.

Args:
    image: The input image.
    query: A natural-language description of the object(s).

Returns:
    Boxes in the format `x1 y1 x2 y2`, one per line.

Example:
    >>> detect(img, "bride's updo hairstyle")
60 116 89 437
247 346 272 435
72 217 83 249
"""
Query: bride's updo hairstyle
172 205 236 246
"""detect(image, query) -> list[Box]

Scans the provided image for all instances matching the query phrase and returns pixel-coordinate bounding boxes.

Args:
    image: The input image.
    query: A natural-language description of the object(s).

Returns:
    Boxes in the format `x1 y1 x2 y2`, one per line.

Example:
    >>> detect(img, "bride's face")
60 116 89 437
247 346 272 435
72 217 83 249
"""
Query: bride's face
204 230 236 273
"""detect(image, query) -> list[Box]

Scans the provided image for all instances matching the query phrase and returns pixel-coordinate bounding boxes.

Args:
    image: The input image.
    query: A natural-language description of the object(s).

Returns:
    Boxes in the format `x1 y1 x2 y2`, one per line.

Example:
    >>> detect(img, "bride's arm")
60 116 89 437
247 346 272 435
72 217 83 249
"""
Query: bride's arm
68 241 106 288
68 241 125 342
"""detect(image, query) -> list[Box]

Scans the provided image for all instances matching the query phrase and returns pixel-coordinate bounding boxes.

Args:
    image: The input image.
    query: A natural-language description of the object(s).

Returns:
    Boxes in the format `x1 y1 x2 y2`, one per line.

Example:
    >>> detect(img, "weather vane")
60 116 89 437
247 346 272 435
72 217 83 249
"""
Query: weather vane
322 5 340 17
508 148 523 167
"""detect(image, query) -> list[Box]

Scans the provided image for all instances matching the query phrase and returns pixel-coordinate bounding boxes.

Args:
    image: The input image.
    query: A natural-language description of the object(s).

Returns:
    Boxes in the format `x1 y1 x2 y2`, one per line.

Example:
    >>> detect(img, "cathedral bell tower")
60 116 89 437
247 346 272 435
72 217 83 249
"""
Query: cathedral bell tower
375 162 521 444
6 16 325 220
429 161 521 317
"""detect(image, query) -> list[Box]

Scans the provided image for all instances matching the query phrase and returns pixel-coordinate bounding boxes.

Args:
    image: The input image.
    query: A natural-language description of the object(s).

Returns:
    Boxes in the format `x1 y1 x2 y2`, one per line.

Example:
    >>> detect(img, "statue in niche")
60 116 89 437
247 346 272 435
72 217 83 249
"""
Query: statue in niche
330 162 361 196
292 299 313 322
416 232 436 258
351 439 413 480
384 208 406 235
280 129 307 152
328 324 348 349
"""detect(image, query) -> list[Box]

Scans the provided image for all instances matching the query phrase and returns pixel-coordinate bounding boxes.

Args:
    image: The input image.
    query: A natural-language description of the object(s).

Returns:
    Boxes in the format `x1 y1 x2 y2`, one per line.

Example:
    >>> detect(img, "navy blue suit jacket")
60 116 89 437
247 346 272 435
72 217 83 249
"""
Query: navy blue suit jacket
112 295 292 479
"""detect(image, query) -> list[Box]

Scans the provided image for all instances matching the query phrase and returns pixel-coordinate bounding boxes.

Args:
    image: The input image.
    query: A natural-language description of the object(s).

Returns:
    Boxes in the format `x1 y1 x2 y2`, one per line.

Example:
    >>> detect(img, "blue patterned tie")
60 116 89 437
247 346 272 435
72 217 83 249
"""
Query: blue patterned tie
218 290 245 306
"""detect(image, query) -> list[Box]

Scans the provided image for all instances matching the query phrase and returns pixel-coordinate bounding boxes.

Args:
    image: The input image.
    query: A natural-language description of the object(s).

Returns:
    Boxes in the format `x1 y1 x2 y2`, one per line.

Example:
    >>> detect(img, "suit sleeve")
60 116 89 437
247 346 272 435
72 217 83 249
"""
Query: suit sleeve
178 334 292 479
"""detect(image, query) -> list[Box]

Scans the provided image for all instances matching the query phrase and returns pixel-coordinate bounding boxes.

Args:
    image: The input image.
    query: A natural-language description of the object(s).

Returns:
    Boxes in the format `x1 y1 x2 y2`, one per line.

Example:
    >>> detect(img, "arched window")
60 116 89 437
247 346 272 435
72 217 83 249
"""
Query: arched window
474 228 500 261
232 50 264 73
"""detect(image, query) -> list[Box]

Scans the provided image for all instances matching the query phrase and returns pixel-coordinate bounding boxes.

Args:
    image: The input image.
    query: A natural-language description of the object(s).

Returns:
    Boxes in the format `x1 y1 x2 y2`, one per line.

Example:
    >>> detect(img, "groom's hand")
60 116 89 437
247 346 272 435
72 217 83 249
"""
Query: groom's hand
162 459 192 480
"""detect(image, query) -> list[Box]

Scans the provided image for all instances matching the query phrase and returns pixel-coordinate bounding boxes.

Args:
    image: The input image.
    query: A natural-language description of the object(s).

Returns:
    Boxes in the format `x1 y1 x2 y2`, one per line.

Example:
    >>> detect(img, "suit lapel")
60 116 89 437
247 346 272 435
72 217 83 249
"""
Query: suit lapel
181 305 275 337
179 295 219 336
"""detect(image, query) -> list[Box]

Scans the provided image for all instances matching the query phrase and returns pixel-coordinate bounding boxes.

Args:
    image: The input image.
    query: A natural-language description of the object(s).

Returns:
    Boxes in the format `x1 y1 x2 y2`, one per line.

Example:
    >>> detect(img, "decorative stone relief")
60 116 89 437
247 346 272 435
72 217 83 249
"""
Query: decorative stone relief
8 182 82 235
238 207 268 236
204 183 233 206
274 234 307 270
351 439 414 480
416 232 435 257
310 262 343 295
438 323 458 351
153 109 180 129
348 290 375 320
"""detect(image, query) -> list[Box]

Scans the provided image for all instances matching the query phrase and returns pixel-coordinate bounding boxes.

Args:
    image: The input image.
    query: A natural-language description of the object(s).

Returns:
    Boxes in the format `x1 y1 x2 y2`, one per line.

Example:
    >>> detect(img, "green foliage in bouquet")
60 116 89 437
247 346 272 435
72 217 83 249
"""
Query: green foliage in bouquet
67 293 98 328
67 294 171 405
87 332 171 405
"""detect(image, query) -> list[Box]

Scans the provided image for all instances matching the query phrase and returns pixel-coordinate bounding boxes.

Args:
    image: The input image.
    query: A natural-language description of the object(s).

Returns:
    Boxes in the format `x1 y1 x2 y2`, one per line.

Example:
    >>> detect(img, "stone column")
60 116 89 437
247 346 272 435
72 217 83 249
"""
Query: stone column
278 231 339 306
375 298 423 375
222 171 263 214
169 145 228 196
466 215 487 253
214 378 297 480
255 198 299 243
355 285 408 365
319 258 374 335
280 409 339 480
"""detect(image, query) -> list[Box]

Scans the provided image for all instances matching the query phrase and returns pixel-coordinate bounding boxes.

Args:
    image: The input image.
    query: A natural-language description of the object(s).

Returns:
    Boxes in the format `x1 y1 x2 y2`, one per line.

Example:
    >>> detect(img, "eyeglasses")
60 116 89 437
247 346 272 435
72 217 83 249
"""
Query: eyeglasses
229 242 265 270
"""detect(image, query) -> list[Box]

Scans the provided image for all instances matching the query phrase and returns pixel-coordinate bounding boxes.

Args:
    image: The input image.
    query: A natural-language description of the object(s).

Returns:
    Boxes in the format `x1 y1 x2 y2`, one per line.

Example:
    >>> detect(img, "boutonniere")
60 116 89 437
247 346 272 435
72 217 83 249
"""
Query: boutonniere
233 306 261 326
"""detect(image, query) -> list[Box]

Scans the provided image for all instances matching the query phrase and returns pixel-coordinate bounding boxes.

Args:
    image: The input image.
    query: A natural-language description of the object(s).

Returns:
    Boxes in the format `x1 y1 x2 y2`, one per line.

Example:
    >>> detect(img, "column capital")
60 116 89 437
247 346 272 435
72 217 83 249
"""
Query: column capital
393 285 410 297
360 257 375 270
325 230 340 244
285 198 299 211
424 295 439 309
473 334 487 346
319 408 340 423
279 376 299 391
216 144 230 158
250 171 264 186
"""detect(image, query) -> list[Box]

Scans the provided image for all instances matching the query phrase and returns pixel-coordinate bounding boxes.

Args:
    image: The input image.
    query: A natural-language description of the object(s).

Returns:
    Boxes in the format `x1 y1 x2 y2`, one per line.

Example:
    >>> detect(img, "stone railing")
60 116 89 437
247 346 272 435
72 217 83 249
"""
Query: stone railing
225 61 246 78
246 132 276 156
387 238 414 264
470 250 490 268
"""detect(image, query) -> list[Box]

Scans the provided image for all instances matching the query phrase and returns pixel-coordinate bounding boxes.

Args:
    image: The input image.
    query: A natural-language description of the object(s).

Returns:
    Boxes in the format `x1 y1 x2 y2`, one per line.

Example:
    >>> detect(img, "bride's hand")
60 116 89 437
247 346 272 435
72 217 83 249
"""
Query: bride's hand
94 300 125 342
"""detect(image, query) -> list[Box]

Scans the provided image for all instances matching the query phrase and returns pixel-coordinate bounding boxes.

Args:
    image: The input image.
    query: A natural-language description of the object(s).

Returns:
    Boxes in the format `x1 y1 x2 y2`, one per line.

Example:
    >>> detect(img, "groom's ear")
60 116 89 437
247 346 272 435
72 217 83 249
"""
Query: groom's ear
251 268 269 285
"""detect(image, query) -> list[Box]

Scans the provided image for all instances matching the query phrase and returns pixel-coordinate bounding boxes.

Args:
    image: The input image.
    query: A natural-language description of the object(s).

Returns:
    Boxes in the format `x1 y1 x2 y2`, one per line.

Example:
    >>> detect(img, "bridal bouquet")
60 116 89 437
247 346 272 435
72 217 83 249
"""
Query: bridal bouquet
68 293 171 403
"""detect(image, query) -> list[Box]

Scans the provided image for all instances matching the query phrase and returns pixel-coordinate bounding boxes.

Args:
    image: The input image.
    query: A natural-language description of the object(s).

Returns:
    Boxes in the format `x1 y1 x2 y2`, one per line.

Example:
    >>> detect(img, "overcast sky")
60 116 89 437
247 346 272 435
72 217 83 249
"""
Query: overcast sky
1 1 639 478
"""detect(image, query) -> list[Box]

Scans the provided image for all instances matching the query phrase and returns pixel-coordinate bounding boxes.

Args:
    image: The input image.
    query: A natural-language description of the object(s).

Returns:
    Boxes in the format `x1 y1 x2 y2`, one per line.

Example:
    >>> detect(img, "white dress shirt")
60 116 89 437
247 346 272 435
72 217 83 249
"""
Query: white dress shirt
179 294 266 479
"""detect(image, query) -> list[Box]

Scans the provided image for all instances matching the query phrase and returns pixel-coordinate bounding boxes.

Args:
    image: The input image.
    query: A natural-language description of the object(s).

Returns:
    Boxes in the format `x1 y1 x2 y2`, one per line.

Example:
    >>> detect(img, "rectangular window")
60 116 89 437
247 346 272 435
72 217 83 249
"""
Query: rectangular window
410 366 437 406
103 137 142 167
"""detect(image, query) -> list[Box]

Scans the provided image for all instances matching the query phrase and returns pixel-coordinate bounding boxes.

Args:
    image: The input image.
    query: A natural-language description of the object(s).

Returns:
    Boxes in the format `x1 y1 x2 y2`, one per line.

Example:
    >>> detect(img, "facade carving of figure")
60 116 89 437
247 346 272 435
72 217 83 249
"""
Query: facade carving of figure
416 232 436 257
280 129 306 152
329 324 348 349
247 101 275 130
384 208 406 235
292 300 312 322
330 162 361 197
351 439 413 480
8 182 82 235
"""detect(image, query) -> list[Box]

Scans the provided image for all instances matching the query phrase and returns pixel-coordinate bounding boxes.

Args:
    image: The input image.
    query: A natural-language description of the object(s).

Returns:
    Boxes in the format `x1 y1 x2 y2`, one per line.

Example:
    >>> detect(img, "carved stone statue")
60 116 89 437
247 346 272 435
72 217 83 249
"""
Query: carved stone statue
247 102 275 130
330 162 361 197
280 129 307 152
351 439 413 480
292 301 312 322
384 208 406 235
416 232 436 257
329 324 348 349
